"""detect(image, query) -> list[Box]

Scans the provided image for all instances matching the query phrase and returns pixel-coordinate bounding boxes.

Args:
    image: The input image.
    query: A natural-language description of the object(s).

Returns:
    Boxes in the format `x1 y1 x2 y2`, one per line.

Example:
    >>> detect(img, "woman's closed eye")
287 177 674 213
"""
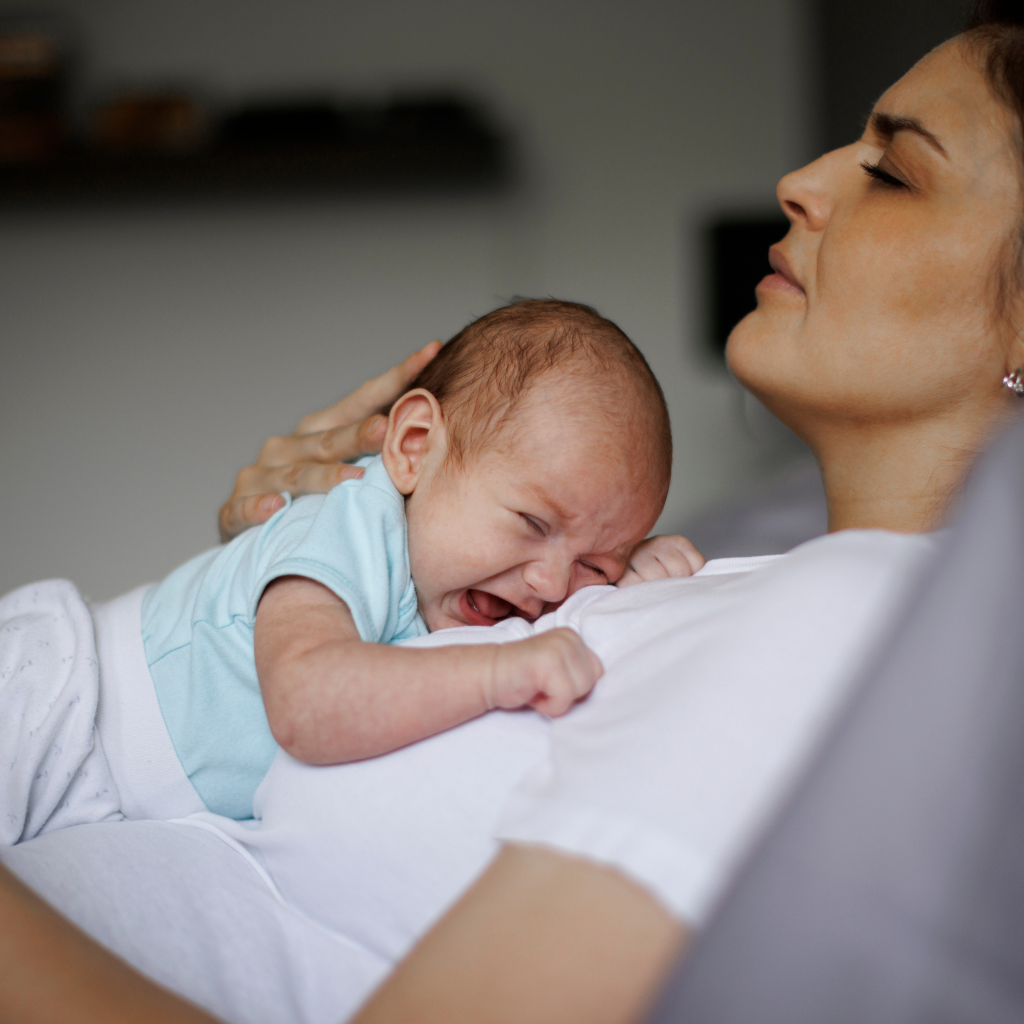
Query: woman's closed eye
861 160 909 190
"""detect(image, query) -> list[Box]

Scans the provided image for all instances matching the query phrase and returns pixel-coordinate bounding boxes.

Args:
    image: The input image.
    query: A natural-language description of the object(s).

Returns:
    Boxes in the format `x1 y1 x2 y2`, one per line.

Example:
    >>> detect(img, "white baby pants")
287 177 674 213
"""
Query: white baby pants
0 579 122 843
0 579 204 845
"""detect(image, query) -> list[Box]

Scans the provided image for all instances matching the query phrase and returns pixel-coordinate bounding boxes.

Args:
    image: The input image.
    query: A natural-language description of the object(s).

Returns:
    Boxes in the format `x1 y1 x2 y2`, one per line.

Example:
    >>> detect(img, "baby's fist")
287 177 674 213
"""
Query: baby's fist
617 535 706 588
488 629 602 717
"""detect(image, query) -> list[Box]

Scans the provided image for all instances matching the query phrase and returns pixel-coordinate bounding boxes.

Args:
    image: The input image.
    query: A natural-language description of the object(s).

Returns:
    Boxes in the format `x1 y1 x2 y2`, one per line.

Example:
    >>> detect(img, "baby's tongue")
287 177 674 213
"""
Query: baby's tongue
468 589 513 621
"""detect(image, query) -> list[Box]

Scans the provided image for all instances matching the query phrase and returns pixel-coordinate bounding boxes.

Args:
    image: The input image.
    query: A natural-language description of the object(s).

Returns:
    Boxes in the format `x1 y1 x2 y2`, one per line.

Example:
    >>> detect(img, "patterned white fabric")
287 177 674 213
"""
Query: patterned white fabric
0 579 122 844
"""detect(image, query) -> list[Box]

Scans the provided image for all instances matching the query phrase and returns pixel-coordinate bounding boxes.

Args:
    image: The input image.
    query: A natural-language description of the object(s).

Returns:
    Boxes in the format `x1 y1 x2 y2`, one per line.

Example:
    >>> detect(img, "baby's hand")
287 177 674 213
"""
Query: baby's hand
487 629 603 717
617 535 706 588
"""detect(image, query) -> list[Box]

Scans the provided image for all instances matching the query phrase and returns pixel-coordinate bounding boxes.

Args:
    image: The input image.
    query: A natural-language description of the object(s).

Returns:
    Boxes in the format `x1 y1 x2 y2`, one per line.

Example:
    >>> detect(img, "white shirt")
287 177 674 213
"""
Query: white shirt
497 533 935 921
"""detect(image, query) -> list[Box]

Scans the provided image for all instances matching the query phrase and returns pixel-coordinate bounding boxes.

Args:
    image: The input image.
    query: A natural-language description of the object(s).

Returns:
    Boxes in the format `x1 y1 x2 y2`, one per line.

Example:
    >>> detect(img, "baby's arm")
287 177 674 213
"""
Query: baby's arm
616 535 706 587
254 576 602 764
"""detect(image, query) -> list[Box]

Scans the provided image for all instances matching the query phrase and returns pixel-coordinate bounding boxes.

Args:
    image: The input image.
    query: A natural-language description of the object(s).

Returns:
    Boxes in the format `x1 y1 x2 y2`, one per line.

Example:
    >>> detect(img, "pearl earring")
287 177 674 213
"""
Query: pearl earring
1004 368 1024 395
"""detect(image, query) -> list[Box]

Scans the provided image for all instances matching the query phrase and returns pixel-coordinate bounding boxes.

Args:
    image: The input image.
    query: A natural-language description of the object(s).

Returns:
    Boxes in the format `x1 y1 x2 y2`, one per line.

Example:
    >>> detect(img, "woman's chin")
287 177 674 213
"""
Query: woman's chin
725 318 808 421
726 306 800 380
725 312 769 382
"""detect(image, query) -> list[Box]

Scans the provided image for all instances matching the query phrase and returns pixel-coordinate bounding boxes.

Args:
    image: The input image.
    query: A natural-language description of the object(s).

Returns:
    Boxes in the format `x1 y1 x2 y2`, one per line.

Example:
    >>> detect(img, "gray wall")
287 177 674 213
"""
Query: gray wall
1 0 818 599
820 0 967 151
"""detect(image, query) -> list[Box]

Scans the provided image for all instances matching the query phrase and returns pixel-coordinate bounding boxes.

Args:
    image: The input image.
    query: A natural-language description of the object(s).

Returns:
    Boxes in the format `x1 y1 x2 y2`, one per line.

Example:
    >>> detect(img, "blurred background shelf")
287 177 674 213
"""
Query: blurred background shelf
0 98 508 205
0 139 506 205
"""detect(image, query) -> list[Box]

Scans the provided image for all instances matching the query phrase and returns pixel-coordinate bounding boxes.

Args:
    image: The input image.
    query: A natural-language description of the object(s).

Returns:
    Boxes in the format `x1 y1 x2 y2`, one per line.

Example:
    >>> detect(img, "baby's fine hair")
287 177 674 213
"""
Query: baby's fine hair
408 299 672 497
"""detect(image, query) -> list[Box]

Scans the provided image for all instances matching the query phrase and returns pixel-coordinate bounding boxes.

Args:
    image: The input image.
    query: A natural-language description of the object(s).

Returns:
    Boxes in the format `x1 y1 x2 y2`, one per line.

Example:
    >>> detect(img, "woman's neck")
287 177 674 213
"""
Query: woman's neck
811 408 1005 535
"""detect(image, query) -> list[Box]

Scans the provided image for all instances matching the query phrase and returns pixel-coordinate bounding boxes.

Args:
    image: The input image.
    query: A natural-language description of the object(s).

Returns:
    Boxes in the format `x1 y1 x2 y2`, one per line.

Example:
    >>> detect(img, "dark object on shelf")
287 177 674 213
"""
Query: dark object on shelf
706 216 789 360
90 93 208 155
0 29 67 164
219 101 348 149
217 97 488 149
383 98 485 141
0 94 507 205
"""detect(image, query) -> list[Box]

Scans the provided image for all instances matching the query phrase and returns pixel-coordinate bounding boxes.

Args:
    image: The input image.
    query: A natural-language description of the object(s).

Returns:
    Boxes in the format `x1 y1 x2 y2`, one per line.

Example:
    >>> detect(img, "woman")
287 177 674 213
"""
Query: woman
3 5 1024 1022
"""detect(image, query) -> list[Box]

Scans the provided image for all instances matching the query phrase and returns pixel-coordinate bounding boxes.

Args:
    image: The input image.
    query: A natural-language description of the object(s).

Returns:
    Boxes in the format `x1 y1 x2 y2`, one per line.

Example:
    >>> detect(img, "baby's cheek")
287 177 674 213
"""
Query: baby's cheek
419 606 449 633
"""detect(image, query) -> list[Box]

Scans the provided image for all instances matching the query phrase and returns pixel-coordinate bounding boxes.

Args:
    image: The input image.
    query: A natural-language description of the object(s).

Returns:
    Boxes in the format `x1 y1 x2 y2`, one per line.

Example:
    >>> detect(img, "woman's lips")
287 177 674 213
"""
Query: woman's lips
459 589 514 626
757 271 805 296
760 246 805 296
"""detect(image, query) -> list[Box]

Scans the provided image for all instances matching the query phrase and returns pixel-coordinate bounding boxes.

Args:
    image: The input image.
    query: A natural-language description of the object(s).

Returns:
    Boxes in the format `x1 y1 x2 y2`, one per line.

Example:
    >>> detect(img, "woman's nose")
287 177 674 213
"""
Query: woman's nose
776 145 848 233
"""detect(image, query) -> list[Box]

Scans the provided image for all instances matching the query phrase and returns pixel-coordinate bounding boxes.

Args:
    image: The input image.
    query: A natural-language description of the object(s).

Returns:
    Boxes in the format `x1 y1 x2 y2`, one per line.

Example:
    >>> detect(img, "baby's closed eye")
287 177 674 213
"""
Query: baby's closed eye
519 513 548 536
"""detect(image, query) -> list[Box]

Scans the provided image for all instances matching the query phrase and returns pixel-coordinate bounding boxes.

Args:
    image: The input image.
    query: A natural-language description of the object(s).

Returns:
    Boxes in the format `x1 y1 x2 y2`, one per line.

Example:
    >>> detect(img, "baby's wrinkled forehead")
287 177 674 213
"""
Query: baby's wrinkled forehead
493 367 656 458
466 373 669 515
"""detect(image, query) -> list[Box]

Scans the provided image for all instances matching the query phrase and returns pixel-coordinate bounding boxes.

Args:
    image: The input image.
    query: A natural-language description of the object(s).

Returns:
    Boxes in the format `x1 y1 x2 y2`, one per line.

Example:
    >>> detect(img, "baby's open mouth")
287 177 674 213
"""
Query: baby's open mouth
460 589 514 626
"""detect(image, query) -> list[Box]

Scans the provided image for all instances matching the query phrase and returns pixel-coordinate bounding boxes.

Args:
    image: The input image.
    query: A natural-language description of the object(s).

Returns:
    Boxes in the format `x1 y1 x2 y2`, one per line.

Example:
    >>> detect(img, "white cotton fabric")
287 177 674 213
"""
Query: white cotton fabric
0 580 204 843
496 530 938 923
0 819 390 1024
92 585 206 820
0 580 122 844
202 697 550 962
0 529 936 1023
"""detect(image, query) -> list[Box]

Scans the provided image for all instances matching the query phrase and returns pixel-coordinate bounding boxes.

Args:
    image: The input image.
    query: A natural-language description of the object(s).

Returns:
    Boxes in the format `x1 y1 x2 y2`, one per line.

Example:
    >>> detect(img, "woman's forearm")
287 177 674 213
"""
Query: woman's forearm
352 844 688 1024
0 862 219 1024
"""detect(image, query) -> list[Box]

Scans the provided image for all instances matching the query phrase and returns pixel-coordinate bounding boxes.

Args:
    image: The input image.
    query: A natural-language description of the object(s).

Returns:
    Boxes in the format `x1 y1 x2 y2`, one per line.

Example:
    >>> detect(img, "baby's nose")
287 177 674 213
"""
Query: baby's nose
523 555 572 603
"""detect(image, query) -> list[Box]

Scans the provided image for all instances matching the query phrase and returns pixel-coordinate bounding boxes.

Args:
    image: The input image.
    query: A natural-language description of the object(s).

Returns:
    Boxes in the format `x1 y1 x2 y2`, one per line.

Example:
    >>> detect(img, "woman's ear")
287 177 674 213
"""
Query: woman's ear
1008 332 1024 374
382 388 446 495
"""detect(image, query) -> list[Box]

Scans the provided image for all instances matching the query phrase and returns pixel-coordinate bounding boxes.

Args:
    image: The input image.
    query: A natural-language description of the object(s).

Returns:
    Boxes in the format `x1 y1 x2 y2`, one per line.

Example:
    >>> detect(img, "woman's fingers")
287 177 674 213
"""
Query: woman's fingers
261 460 367 497
219 462 367 542
255 415 388 471
295 341 443 434
219 342 442 542
219 493 285 544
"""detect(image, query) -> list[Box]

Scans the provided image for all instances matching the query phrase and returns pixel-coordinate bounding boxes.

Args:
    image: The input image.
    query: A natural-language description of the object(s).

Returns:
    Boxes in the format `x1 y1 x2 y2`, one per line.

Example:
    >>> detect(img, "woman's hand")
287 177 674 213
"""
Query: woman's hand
218 341 442 542
616 535 706 588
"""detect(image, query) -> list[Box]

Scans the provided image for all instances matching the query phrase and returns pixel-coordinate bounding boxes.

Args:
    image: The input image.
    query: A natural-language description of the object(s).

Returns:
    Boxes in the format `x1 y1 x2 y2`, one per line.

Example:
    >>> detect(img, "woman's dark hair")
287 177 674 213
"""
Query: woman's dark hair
967 0 1024 26
963 4 1024 301
965 3 1024 136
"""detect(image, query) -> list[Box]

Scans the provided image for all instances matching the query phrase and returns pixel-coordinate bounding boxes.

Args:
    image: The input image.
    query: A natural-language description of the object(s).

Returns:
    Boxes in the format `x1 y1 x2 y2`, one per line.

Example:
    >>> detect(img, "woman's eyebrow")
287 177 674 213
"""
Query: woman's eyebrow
870 111 948 158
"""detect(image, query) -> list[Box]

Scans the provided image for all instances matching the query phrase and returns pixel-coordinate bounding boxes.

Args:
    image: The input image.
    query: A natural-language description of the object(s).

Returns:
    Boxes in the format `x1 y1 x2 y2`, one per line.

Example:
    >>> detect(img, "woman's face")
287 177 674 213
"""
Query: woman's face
727 37 1024 438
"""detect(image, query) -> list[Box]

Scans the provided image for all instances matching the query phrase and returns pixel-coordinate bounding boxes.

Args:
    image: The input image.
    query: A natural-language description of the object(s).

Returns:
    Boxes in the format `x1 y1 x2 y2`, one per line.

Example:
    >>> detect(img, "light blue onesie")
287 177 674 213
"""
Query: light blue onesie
141 456 428 820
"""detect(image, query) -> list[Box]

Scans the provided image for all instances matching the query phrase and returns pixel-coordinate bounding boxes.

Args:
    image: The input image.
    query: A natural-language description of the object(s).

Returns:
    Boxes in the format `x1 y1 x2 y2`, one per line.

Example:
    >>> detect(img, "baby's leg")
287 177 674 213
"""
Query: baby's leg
0 580 122 844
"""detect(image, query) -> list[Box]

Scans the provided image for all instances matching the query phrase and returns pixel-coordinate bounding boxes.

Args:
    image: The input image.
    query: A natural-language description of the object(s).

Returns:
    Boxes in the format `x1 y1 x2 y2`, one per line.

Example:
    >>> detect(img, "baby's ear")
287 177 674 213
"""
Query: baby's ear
382 388 445 495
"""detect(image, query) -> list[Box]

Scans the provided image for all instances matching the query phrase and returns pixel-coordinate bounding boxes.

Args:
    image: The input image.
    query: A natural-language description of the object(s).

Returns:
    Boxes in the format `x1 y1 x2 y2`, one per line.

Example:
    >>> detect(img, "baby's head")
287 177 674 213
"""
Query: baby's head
381 299 672 630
